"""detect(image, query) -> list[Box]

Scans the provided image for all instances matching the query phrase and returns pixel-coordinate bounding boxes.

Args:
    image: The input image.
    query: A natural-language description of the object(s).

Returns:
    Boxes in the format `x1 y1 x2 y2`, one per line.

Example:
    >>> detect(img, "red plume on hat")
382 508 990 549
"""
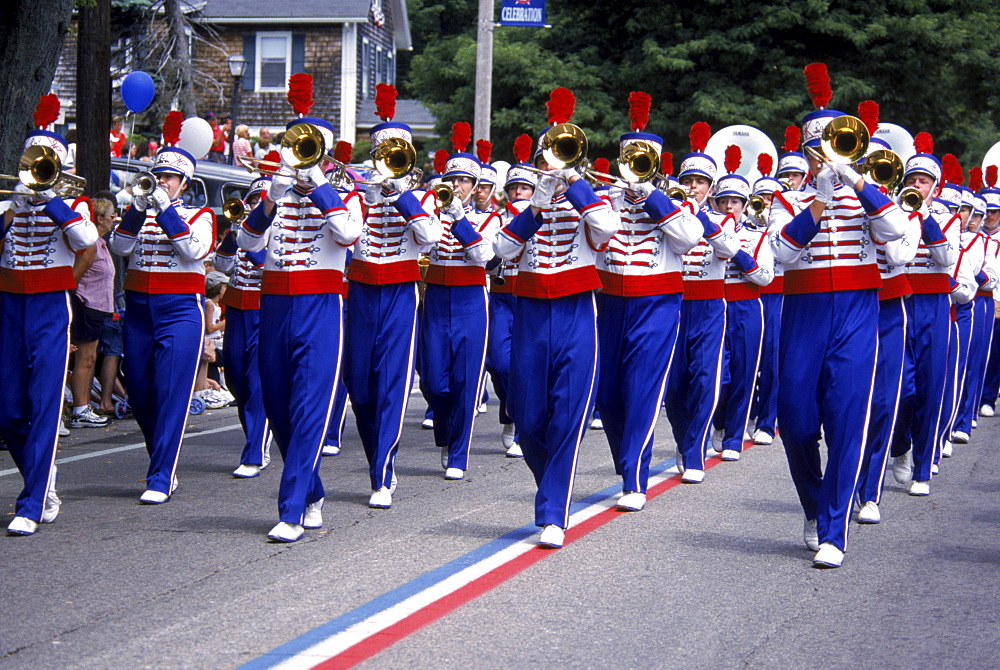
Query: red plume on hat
162 111 183 147
513 134 533 164
547 87 575 125
434 149 449 174
374 83 398 122
913 132 934 154
287 73 313 116
33 94 60 129
627 91 651 132
661 151 673 177
857 100 879 136
724 145 742 174
969 167 984 192
450 122 471 153
263 150 280 165
334 141 353 165
476 140 492 164
987 165 998 188
803 62 832 109
782 126 801 153
592 158 612 183
942 154 963 185
689 122 711 153
757 153 773 177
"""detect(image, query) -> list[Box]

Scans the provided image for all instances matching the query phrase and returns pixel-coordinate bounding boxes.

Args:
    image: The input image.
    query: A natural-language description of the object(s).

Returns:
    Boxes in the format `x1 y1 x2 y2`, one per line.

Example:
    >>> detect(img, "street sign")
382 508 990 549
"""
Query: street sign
498 0 546 27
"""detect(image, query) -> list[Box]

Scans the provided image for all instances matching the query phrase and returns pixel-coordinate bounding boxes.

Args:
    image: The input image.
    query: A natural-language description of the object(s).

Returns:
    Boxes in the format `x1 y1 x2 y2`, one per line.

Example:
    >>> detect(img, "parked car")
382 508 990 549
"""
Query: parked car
110 157 255 220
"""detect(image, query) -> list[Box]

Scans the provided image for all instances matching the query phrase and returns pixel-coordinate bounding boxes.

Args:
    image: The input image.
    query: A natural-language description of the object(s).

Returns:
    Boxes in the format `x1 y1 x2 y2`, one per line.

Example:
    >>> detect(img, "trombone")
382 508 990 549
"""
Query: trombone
804 115 870 166
521 124 661 188
860 149 904 192
0 145 85 198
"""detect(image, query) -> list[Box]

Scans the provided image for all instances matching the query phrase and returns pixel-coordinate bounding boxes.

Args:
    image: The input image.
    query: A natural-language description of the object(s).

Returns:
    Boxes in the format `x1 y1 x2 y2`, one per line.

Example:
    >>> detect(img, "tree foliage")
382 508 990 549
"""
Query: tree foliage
402 0 1000 169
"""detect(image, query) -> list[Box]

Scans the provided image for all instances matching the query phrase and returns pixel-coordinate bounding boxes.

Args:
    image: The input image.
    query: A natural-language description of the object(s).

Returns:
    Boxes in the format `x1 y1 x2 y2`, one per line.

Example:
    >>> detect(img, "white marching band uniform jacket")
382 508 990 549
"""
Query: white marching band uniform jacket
425 202 498 286
348 188 442 285
875 210 922 300
2 196 97 293
679 204 742 300
724 214 774 300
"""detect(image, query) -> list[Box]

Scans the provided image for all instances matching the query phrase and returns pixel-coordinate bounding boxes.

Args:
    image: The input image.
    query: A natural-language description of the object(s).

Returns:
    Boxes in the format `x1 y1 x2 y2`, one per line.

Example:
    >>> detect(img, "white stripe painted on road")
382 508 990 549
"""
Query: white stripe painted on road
0 423 242 478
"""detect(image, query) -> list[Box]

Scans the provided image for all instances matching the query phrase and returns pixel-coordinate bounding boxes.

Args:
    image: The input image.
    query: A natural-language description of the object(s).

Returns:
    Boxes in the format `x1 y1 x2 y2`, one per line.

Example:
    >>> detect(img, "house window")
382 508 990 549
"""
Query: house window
256 31 291 91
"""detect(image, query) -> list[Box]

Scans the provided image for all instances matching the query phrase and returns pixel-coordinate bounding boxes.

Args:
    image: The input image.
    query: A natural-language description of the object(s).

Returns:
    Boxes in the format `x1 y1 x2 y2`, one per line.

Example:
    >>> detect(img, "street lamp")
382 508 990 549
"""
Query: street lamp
227 54 248 165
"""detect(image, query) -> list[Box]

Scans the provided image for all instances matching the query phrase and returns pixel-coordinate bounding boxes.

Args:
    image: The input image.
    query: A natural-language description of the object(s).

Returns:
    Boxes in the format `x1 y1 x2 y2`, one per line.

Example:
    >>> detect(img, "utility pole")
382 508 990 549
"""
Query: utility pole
473 0 494 142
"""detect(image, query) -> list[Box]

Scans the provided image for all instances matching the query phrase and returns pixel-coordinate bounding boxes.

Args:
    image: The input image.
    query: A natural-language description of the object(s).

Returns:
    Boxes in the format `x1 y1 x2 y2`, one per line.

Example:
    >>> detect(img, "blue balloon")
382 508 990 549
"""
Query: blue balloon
121 71 155 113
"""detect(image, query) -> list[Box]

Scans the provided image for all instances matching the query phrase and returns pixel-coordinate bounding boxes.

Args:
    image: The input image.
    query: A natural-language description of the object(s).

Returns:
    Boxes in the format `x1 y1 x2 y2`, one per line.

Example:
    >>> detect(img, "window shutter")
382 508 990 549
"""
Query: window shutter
242 34 256 91
292 34 306 74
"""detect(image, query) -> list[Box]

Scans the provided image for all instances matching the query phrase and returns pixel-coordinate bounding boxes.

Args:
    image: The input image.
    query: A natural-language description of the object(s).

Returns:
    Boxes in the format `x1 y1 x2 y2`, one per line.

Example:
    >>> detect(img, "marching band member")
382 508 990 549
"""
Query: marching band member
769 64 907 567
486 135 537 458
889 141 960 494
749 155 785 445
110 111 215 505
976 169 1000 417
345 83 442 509
595 93 700 512
237 75 361 541
493 88 618 548
776 126 809 191
419 123 498 480
663 122 741 484
473 140 498 214
213 175 271 478
2 95 98 535
712 148 773 461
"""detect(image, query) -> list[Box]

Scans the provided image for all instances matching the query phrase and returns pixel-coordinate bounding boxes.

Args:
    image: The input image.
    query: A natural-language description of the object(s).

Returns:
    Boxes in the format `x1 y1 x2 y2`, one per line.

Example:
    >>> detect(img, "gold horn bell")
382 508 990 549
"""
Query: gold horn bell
0 145 62 195
810 115 870 165
618 141 661 183
862 149 904 192
540 123 588 169
222 197 246 223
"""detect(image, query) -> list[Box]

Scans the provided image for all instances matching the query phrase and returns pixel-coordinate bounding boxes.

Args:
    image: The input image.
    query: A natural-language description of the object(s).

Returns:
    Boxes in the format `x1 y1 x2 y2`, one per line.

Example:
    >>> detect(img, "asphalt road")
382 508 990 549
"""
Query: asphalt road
1 391 998 669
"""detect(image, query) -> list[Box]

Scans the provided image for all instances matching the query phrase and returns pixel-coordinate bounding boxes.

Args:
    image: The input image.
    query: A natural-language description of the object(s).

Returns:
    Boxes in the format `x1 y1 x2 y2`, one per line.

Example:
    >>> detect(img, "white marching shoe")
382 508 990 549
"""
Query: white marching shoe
501 424 516 449
980 404 995 417
681 468 705 484
321 444 341 456
857 501 881 524
7 516 39 536
232 464 261 478
617 492 646 511
930 463 939 475
752 429 773 445
139 476 178 504
421 417 434 429
909 480 930 496
720 449 741 462
303 498 324 529
803 518 819 551
951 431 969 445
538 525 565 548
590 417 604 430
505 442 523 458
942 441 954 457
890 455 913 485
444 468 465 480
268 522 304 543
369 487 392 509
41 488 61 523
478 403 488 414
813 542 844 568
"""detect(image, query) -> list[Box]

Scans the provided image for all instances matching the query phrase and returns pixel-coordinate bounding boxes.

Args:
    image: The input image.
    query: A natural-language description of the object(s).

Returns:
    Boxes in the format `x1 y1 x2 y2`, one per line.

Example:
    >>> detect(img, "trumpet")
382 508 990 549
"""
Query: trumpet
665 185 691 202
861 149 904 192
432 182 457 209
0 145 69 196
804 115 870 166
898 187 924 212
222 197 246 224
130 171 158 197
749 194 767 215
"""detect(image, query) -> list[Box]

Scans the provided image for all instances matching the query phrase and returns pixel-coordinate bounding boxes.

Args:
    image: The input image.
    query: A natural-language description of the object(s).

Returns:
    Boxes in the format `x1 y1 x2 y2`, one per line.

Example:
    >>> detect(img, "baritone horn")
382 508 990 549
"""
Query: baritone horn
862 149 904 191
805 115 870 165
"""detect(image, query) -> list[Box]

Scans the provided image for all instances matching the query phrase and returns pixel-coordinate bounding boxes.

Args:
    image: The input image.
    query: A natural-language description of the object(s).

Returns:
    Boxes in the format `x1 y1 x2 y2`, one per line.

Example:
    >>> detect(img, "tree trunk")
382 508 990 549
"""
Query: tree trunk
0 0 75 174
164 0 197 117
77 0 111 197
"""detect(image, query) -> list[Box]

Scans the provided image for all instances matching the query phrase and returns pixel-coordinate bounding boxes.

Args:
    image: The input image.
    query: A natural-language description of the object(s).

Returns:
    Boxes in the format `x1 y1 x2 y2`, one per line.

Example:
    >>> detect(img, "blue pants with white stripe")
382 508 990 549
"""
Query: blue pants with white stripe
0 291 70 522
857 297 907 505
123 292 203 496
486 291 516 426
664 298 726 472
323 296 350 451
717 298 764 453
419 284 489 471
938 306 971 460
345 281 419 490
891 293 950 482
778 290 877 552
956 296 992 435
596 292 681 494
258 293 341 524
223 307 271 467
753 292 782 438
510 292 598 528
981 318 1000 409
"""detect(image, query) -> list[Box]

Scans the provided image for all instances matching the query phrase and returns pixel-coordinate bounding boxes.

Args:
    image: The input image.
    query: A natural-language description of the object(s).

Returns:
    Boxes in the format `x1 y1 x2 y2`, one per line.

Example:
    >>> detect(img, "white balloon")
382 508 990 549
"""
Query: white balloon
177 117 214 159
492 160 510 187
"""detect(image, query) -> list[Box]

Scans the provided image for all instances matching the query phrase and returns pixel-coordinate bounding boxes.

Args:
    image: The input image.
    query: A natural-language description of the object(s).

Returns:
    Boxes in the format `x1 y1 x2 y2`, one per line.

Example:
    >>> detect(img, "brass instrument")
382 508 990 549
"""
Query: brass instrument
541 123 588 169
617 141 661 183
666 185 690 201
749 194 767 215
780 179 794 191
805 115 870 165
0 146 66 196
862 149 904 192
222 197 246 224
432 182 456 209
130 171 158 197
53 172 87 198
898 187 924 212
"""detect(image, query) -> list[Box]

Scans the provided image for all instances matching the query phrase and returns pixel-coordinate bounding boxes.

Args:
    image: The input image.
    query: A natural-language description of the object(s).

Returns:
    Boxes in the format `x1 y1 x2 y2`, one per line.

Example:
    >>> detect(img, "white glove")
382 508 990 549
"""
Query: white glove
10 183 34 210
34 189 57 203
627 181 656 198
444 197 465 221
607 186 625 212
267 175 294 203
149 187 172 213
552 167 581 184
387 176 413 195
814 167 837 205
132 193 149 211
830 161 863 188
300 165 327 187
364 181 384 206
530 174 560 209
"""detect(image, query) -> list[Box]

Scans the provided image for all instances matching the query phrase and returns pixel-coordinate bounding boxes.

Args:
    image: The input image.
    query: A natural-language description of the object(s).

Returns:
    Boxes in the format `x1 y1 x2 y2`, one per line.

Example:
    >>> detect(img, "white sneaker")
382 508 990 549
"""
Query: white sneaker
942 441 954 457
980 404 995 417
505 442 523 458
972 419 978 429
681 468 705 484
752 429 773 445
538 525 565 548
70 406 109 428
909 480 930 496
617 492 646 511
803 518 819 551
891 455 913 485
813 542 844 568
931 463 939 475
478 403 488 414
139 489 169 504
444 468 465 480
369 487 392 508
41 488 61 523
268 522 304 542
303 498 324 529
202 390 229 410
421 418 434 429
721 449 741 461
857 501 881 524
6 516 38 536
321 444 341 456
389 472 398 495
501 424 516 449
590 418 604 430
58 420 70 437
232 464 261 478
